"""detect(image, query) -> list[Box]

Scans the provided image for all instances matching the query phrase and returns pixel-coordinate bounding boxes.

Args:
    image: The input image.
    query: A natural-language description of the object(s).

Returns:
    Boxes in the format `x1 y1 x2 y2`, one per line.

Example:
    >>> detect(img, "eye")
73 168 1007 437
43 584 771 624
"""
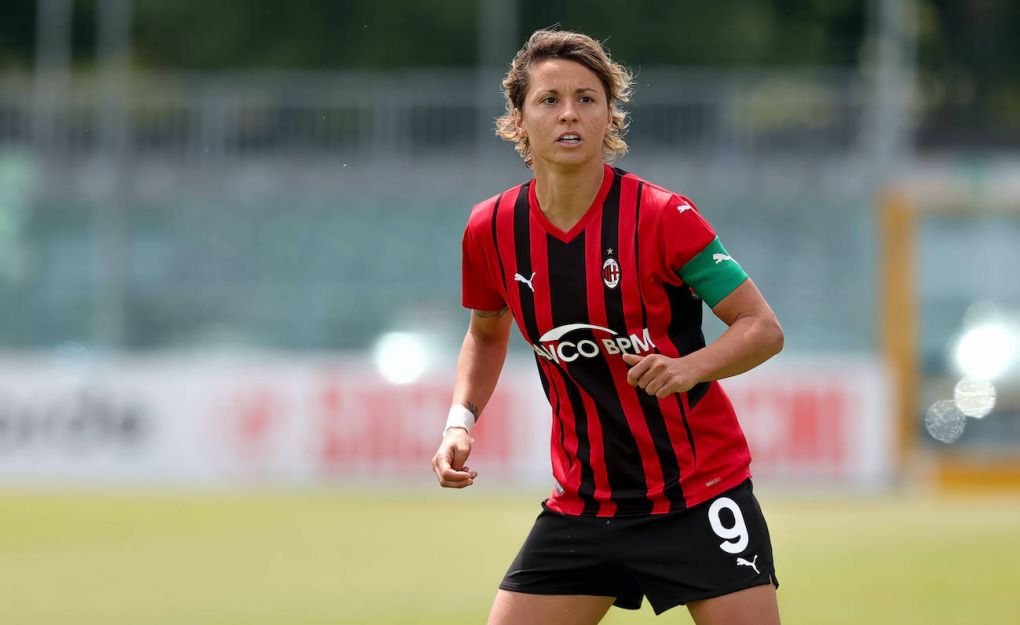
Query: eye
579 95 596 104
540 96 557 105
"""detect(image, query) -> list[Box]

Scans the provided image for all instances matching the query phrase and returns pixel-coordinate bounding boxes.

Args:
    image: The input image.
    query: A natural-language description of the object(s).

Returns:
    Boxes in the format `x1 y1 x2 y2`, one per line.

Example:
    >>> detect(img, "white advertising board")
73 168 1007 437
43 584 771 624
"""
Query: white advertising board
0 356 891 488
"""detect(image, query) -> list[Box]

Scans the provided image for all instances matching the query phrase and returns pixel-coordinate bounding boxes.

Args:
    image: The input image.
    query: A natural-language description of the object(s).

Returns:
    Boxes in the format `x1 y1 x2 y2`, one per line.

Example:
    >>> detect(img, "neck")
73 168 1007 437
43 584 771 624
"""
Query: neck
532 159 606 232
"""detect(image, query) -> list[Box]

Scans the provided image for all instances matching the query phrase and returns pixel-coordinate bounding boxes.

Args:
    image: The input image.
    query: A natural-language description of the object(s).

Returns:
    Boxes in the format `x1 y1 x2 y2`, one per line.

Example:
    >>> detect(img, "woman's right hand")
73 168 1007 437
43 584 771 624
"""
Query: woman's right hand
431 428 478 488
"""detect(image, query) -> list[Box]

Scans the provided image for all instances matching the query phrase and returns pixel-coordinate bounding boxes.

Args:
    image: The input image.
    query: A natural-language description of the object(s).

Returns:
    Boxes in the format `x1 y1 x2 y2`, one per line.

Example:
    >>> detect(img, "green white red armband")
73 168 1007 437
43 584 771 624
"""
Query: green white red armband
444 404 476 435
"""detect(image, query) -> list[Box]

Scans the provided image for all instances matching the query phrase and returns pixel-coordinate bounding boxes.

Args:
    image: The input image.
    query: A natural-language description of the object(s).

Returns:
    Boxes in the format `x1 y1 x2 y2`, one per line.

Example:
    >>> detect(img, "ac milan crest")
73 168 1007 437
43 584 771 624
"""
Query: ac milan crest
602 257 620 289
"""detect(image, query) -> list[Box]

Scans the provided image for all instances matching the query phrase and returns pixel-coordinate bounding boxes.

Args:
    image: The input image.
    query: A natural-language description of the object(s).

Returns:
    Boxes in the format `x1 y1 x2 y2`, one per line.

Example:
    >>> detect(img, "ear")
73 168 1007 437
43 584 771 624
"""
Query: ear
513 108 526 136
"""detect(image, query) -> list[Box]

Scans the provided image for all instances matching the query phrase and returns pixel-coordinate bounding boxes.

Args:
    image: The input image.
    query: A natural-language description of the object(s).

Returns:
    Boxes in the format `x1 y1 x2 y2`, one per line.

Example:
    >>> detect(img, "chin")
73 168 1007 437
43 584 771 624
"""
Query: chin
541 150 600 169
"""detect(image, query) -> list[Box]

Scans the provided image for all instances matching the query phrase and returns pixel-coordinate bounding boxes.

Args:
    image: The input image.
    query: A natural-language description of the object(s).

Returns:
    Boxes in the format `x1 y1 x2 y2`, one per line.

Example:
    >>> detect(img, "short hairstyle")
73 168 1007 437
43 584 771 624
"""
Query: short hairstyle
495 29 633 168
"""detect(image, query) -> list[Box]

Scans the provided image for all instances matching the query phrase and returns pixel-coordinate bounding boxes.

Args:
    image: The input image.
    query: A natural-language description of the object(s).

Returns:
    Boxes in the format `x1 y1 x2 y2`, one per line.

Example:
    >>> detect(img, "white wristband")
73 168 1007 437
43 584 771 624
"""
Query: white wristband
444 404 476 434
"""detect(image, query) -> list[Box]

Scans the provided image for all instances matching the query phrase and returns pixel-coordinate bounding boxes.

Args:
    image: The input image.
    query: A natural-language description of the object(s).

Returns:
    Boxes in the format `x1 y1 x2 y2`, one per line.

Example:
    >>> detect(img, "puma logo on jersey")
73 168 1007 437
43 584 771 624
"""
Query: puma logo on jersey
676 202 693 213
736 555 759 574
712 253 733 264
514 272 536 292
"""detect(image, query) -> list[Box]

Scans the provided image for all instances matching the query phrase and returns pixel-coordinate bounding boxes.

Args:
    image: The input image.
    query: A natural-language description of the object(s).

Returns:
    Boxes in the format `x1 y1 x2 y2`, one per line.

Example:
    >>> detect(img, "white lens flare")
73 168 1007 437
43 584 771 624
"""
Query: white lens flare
373 332 429 385
952 322 1018 381
925 399 966 444
953 377 996 419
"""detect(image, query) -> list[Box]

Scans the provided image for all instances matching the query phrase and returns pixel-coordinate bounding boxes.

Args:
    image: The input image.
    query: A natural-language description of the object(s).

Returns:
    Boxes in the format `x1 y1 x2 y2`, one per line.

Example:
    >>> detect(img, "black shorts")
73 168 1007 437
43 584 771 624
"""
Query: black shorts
499 479 778 615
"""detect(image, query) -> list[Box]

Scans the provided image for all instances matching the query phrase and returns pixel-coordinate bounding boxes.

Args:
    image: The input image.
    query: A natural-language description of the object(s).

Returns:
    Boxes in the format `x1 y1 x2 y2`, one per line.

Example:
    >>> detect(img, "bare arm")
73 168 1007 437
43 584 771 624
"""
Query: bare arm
431 308 513 488
623 279 783 398
451 308 514 420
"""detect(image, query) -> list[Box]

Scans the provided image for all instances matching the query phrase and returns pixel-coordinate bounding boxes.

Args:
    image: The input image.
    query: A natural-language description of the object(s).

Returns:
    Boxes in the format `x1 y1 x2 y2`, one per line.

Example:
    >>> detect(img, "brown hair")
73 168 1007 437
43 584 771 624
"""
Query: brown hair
495 29 633 168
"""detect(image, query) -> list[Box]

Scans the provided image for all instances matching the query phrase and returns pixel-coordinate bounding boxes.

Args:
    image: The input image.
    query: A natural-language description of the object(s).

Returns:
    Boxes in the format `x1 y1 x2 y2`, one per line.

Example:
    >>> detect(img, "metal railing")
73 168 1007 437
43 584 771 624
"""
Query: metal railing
1 68 868 162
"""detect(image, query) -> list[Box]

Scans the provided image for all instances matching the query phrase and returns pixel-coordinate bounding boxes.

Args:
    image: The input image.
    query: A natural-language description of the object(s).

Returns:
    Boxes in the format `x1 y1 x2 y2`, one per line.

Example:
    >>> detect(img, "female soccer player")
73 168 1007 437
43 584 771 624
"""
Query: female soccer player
431 29 784 625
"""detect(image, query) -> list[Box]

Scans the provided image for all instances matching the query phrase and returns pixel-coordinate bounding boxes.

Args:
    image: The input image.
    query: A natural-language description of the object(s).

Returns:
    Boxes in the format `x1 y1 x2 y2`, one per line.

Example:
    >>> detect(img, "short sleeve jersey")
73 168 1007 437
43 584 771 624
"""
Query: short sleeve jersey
462 164 752 517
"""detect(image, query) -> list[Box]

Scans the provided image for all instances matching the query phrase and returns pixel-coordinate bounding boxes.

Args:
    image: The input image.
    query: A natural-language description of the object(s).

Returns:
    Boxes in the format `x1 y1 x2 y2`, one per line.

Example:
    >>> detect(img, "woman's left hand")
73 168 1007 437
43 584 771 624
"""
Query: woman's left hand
622 353 700 398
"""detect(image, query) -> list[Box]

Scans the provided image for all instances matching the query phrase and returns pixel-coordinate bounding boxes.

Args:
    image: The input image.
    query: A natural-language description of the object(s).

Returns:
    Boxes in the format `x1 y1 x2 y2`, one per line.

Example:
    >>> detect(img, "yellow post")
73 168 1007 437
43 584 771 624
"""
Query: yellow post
879 189 918 470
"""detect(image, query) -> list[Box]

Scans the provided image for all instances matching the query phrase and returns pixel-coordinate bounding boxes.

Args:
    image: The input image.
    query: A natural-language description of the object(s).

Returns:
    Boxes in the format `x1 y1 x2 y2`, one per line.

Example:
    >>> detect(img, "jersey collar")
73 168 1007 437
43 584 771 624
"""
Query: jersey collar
529 163 614 243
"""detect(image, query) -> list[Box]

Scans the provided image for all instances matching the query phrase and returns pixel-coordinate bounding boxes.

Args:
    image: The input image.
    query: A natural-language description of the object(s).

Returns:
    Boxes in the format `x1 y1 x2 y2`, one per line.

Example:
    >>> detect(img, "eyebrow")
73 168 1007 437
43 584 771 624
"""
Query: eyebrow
534 87 600 95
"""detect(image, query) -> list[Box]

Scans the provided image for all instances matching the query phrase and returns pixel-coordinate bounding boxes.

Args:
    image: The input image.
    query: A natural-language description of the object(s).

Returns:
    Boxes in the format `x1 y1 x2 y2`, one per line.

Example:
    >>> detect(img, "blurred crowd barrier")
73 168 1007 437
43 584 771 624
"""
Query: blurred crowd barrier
0 156 877 353
0 356 891 489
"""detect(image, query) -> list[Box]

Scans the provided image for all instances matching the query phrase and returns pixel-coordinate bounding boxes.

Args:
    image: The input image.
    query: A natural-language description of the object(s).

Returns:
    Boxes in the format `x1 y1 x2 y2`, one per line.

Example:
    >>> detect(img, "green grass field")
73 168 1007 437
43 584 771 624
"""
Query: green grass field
0 486 1017 625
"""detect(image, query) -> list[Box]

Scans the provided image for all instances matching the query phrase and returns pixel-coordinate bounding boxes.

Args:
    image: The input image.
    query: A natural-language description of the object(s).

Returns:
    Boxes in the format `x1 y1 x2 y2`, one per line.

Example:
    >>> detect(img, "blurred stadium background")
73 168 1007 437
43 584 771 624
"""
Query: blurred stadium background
0 1 1018 623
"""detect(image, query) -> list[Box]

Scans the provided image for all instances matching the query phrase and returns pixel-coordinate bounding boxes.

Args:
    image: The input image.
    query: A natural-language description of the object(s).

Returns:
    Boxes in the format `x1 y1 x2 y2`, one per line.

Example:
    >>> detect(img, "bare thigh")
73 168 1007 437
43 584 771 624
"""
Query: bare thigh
486 590 616 625
687 583 780 625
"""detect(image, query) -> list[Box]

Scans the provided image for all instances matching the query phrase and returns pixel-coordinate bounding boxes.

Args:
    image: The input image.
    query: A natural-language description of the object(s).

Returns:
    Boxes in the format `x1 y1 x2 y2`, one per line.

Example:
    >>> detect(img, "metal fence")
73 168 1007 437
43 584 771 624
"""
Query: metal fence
1 68 868 162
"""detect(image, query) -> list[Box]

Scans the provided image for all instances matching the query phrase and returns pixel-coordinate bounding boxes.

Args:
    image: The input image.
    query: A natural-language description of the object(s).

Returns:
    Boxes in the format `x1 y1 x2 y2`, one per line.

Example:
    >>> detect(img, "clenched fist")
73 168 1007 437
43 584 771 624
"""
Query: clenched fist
622 353 700 398
431 427 478 488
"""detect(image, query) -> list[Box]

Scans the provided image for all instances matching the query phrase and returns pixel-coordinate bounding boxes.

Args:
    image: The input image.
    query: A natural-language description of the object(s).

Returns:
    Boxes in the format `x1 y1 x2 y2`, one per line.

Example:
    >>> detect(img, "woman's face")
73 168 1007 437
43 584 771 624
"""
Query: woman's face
514 58 613 170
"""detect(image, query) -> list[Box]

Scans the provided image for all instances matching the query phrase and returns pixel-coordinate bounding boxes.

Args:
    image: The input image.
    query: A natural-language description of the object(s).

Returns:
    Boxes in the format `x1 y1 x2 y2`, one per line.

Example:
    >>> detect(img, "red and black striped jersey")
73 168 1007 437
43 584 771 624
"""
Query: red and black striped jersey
462 164 752 517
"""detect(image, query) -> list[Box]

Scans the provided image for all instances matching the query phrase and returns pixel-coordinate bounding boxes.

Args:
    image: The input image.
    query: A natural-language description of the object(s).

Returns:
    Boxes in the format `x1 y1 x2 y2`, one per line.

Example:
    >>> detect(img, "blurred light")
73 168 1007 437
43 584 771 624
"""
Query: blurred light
952 322 1018 381
962 301 1000 327
953 377 996 419
373 331 429 385
925 399 966 444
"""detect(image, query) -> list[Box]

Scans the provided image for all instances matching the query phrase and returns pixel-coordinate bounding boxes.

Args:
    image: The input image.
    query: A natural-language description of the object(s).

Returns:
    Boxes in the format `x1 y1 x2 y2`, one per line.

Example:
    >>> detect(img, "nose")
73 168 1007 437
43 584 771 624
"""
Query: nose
559 101 578 123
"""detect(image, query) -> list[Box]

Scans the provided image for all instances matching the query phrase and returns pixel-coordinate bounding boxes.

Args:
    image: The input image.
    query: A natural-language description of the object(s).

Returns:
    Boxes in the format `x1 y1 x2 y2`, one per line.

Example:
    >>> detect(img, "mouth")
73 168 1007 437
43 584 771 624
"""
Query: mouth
556 132 582 146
